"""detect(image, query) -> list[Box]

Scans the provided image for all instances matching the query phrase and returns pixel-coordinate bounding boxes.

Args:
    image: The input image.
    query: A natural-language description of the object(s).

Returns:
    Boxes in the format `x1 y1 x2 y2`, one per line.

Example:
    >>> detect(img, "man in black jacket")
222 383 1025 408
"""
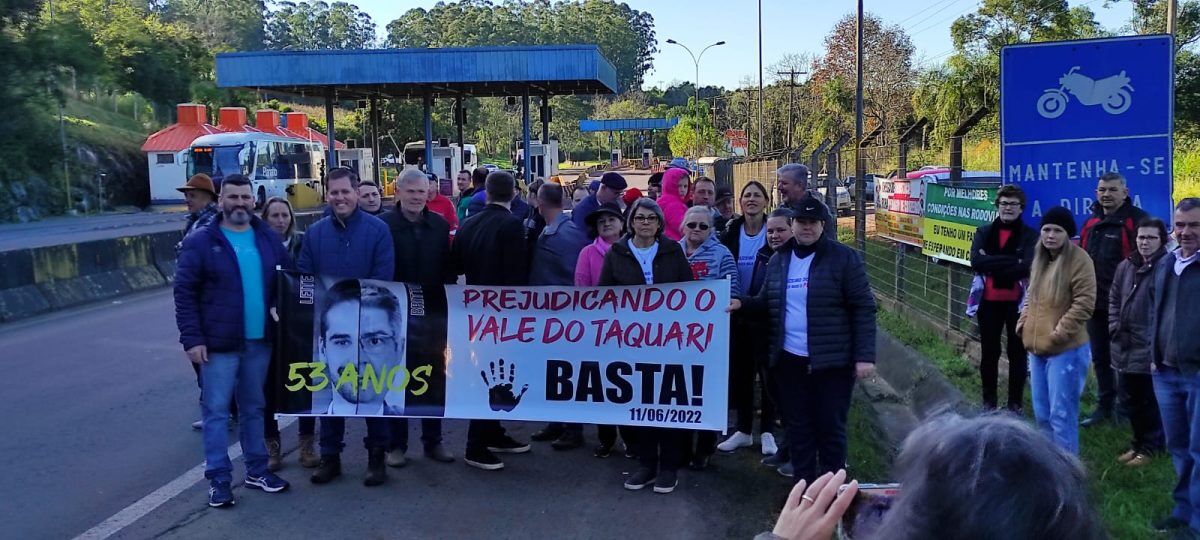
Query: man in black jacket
970 185 1038 411
449 170 533 470
1080 172 1149 426
378 169 457 467
731 198 877 485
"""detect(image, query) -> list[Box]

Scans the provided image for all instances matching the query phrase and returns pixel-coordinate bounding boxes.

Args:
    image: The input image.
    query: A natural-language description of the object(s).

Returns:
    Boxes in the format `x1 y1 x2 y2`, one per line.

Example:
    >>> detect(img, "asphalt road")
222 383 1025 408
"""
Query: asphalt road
0 289 790 540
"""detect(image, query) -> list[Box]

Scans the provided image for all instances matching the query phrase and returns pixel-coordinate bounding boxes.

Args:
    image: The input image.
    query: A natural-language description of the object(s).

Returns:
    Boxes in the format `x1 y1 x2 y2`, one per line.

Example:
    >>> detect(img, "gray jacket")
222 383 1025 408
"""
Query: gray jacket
1108 248 1166 374
529 212 589 286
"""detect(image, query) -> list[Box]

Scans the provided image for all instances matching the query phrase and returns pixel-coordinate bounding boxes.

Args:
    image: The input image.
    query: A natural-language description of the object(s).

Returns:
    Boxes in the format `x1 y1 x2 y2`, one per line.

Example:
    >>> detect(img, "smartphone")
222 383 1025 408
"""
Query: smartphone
837 483 900 540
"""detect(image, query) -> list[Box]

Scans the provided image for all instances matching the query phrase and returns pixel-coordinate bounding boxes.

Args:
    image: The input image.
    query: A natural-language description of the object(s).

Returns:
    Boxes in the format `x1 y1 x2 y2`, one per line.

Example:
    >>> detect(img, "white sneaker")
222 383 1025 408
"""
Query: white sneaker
716 431 753 452
761 433 778 456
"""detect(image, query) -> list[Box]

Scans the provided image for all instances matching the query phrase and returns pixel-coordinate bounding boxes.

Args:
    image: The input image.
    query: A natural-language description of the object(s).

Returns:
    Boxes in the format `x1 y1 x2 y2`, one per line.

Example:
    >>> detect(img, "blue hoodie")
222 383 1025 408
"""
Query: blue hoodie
680 234 740 298
298 207 394 281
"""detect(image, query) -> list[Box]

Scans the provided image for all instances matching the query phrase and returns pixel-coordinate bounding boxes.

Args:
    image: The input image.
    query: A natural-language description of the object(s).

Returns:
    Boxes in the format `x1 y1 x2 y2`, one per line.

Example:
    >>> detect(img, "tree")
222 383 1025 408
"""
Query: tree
1123 0 1200 48
154 0 266 52
265 1 376 50
668 98 721 157
810 14 915 144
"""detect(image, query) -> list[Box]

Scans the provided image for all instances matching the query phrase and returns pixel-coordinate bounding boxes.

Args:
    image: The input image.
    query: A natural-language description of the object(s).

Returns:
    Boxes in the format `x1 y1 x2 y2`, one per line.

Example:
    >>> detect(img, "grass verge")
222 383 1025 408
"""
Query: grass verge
878 308 1174 540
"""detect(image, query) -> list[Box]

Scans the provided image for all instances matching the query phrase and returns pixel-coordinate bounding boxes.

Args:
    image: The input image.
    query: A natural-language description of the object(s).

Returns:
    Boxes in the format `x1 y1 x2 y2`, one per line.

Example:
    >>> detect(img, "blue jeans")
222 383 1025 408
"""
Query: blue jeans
1028 344 1090 455
1154 366 1200 530
201 340 270 483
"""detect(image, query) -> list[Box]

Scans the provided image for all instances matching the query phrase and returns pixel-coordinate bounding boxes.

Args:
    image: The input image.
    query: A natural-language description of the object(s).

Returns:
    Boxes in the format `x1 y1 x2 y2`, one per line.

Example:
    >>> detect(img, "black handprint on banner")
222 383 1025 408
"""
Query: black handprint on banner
479 358 529 412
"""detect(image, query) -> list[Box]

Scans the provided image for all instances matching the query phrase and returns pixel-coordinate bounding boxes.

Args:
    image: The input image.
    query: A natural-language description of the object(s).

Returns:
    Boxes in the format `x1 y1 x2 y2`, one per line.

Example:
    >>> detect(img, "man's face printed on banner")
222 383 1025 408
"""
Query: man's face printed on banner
321 296 398 407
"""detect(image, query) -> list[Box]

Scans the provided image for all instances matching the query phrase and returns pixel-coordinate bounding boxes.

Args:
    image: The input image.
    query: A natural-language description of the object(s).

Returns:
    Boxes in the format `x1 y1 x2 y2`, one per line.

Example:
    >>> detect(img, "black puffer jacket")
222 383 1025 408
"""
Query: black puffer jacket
1108 247 1167 374
1081 198 1148 310
739 237 877 370
598 236 694 287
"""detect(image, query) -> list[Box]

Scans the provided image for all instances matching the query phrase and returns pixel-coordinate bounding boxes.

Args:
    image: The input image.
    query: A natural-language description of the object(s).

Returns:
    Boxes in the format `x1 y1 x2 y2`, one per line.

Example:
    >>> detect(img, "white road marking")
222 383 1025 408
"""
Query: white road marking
73 417 296 540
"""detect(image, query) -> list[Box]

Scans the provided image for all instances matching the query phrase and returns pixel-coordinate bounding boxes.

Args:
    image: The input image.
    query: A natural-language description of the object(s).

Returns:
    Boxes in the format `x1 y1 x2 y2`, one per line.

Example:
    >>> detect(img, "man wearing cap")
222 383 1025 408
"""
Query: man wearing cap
572 172 626 229
730 197 877 485
776 164 837 241
179 173 221 248
714 186 736 234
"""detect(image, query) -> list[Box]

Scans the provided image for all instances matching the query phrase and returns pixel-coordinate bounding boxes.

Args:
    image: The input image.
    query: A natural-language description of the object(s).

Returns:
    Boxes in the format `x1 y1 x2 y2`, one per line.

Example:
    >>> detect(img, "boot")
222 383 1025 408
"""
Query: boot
266 437 283 472
298 434 319 468
310 455 341 484
364 448 387 487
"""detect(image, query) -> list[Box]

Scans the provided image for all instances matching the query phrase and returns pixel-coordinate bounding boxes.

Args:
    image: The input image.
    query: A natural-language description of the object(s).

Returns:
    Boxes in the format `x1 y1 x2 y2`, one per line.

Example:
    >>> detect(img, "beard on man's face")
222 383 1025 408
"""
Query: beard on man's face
224 205 252 225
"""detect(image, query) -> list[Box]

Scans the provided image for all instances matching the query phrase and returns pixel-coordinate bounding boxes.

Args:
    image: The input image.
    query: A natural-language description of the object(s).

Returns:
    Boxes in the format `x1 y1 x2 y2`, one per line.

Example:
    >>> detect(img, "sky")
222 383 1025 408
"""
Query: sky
351 0 1135 90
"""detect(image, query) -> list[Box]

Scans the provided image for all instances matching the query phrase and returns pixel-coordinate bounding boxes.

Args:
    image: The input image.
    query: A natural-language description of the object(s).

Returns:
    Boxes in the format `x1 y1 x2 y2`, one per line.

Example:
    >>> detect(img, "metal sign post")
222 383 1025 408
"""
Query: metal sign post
1001 35 1174 228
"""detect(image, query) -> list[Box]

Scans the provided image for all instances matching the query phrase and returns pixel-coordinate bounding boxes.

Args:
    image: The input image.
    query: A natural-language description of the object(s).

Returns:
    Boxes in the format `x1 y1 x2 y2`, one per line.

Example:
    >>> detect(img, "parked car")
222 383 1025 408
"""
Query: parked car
482 163 500 173
844 174 876 202
813 177 852 216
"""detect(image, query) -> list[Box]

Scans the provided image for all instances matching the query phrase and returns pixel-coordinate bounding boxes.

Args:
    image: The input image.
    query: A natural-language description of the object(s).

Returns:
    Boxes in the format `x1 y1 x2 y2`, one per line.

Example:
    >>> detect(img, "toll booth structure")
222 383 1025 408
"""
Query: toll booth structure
578 117 679 170
215 45 618 193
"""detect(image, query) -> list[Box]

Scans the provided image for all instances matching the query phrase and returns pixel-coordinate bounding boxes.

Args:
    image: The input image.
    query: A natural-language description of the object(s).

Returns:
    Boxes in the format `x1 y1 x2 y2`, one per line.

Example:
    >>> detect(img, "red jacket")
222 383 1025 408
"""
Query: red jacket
427 194 460 236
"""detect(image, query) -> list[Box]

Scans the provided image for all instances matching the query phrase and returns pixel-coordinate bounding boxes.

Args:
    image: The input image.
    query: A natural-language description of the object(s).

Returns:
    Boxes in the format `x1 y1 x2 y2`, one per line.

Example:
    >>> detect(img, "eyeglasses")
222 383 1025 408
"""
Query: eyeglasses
328 333 397 354
685 222 711 231
633 215 659 223
997 201 1021 207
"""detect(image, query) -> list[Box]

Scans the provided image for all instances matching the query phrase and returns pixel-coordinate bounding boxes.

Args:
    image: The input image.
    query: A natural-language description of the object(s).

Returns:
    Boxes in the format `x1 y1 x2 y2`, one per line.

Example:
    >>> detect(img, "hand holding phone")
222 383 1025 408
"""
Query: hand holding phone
771 470 859 540
837 483 901 540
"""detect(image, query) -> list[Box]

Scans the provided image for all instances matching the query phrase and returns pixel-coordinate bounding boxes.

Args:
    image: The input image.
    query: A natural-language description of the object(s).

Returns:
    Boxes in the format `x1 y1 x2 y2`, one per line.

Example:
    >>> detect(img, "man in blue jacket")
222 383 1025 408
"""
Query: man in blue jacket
298 167 397 487
174 174 291 508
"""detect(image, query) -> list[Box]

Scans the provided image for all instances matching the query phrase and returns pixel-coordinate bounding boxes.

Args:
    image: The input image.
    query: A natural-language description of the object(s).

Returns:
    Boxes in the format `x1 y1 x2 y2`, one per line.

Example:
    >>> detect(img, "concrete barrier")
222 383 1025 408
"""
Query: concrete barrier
0 249 52 322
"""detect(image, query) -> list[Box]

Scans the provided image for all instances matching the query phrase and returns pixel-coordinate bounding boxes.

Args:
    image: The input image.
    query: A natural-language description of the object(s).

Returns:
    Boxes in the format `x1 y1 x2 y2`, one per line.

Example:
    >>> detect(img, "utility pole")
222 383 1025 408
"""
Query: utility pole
853 0 866 250
1169 0 1178 35
757 0 764 156
776 69 807 149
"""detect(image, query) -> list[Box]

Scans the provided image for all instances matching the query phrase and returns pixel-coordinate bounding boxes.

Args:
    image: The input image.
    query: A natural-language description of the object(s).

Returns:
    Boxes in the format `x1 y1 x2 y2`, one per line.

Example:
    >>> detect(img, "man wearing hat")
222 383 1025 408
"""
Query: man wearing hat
714 186 736 234
178 173 220 247
572 172 626 229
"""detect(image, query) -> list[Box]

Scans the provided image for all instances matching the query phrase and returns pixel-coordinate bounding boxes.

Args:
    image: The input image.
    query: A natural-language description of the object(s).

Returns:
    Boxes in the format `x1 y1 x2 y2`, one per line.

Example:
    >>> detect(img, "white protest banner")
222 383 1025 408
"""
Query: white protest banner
445 282 730 430
275 271 730 430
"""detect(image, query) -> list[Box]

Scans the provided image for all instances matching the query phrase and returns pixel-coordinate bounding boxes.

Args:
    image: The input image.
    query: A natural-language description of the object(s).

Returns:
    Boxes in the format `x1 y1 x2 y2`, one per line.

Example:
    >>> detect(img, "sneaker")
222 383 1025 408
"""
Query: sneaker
208 481 234 508
191 419 203 431
423 444 455 463
1117 449 1138 463
761 433 778 456
623 447 637 459
385 450 407 468
530 425 564 442
1125 453 1153 467
245 472 290 493
551 431 585 451
487 436 531 454
266 438 282 472
623 468 656 490
762 453 787 467
465 447 504 471
1080 408 1115 428
777 462 795 478
688 454 711 471
653 469 678 494
298 434 319 468
717 431 753 453
594 443 614 458
1155 516 1189 533
310 455 342 484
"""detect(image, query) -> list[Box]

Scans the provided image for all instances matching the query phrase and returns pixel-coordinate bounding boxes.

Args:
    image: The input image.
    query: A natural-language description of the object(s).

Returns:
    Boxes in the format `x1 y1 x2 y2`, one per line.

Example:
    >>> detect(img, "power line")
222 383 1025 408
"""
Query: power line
895 0 962 26
906 0 974 35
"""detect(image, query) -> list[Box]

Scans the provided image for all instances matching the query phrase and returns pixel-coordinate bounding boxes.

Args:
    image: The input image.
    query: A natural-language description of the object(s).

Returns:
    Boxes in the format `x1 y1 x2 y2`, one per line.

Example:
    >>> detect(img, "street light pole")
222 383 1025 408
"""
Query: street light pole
666 38 726 158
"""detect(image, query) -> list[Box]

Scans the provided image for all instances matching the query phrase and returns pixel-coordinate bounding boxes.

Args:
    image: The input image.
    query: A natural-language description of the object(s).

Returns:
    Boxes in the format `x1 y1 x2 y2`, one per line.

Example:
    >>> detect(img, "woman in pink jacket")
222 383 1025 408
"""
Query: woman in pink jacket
574 201 630 457
658 167 691 241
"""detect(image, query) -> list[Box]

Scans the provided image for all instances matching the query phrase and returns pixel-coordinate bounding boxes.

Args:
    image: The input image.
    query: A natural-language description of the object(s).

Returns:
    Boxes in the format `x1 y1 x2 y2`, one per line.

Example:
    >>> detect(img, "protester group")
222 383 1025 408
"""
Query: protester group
172 157 1200 539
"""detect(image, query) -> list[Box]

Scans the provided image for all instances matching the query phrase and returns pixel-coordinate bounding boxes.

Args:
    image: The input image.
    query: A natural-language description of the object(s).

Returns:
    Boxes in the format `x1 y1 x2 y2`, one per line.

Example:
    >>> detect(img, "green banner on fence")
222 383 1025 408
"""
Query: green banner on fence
921 184 998 266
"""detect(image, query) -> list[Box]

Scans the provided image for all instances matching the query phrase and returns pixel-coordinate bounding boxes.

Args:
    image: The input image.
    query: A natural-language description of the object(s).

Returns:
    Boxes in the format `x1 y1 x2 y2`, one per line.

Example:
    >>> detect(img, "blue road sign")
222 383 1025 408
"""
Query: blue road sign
1001 35 1174 228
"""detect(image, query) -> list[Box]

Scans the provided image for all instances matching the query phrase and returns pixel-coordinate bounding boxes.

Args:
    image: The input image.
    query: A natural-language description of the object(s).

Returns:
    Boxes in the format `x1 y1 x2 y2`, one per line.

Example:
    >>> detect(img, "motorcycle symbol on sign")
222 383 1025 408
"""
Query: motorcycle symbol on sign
1036 66 1134 119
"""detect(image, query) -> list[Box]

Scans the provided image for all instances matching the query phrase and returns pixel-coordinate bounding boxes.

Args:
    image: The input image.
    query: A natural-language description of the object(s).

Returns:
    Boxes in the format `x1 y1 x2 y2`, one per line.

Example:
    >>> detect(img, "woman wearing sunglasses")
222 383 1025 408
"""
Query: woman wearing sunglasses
676 206 741 470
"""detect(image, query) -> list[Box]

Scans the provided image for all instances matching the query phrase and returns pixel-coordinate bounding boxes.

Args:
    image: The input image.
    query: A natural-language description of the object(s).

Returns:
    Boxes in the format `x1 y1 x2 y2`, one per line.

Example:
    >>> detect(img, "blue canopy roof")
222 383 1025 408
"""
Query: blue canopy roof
579 118 679 132
215 45 618 99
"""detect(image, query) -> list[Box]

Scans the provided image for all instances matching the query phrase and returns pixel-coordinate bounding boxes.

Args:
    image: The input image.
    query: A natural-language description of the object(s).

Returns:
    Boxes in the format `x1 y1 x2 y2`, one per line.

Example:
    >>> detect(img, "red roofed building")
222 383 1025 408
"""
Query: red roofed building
283 112 345 149
216 107 261 133
142 104 222 203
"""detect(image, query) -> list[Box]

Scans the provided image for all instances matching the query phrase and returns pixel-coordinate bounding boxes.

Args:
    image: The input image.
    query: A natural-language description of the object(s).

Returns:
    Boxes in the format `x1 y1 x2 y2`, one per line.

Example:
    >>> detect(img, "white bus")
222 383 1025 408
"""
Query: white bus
188 132 326 207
